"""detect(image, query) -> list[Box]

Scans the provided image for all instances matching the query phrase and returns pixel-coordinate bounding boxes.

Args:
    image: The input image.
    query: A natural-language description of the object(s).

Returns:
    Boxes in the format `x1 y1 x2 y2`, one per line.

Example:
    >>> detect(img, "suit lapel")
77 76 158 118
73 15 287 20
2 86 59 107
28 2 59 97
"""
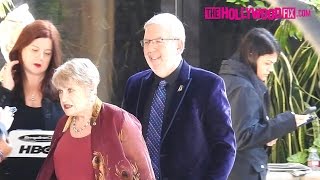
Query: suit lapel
161 61 192 143
136 71 153 128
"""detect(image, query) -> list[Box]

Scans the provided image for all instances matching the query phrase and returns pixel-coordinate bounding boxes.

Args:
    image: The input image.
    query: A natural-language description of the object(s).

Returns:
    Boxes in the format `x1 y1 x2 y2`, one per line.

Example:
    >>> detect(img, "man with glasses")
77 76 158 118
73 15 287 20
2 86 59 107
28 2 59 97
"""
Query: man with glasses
122 13 236 180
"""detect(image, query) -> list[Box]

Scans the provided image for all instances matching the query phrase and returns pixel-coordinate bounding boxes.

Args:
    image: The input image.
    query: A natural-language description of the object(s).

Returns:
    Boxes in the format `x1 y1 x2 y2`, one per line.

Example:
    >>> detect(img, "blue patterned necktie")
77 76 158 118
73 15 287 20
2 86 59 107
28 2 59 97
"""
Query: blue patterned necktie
146 80 167 180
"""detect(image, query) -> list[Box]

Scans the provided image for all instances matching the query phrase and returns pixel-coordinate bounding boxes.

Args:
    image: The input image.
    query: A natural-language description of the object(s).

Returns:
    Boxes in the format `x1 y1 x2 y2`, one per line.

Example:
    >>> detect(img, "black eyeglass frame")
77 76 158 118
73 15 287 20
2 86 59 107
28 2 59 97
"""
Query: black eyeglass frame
139 38 179 47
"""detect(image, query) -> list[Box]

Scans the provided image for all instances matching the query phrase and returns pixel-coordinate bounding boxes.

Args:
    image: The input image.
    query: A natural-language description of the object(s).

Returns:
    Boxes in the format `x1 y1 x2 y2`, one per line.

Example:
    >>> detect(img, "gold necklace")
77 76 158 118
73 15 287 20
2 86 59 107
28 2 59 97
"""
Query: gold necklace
72 116 90 133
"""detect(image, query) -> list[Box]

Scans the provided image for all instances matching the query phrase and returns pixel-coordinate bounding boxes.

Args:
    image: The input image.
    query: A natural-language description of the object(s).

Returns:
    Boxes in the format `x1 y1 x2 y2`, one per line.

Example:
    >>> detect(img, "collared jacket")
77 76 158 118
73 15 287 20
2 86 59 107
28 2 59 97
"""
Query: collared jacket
219 59 296 180
37 98 155 180
122 60 236 180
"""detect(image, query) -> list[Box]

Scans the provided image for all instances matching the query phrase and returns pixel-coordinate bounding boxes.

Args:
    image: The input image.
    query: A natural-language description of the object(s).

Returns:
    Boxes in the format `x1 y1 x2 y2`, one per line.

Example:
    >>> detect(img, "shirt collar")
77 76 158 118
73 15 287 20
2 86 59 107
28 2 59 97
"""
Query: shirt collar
155 60 182 85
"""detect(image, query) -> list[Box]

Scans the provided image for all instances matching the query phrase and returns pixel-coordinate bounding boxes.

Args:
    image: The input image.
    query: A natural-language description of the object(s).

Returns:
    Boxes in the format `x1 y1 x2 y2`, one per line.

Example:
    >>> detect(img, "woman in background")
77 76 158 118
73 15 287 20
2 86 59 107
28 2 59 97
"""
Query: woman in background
219 28 310 180
0 20 64 179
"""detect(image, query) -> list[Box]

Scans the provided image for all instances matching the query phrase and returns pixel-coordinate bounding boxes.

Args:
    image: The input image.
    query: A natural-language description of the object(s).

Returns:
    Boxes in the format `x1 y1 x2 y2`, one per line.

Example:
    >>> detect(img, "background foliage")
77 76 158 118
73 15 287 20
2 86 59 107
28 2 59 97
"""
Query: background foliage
270 19 320 163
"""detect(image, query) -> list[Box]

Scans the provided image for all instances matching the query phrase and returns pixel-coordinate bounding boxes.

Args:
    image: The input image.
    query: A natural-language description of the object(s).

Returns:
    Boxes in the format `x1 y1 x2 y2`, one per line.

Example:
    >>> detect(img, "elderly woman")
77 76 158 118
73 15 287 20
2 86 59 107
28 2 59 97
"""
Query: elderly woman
37 58 155 180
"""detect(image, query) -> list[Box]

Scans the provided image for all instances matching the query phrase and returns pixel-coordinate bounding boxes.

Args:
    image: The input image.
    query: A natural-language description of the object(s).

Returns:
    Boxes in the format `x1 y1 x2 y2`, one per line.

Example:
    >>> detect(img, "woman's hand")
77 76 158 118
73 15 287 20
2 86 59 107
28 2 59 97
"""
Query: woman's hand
1 60 19 90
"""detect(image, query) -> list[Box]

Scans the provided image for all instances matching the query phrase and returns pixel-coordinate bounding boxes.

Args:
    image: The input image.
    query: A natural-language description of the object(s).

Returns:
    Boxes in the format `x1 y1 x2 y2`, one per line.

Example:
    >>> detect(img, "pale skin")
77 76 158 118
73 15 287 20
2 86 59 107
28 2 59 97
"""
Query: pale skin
56 81 96 138
1 38 53 108
143 24 183 78
256 53 310 146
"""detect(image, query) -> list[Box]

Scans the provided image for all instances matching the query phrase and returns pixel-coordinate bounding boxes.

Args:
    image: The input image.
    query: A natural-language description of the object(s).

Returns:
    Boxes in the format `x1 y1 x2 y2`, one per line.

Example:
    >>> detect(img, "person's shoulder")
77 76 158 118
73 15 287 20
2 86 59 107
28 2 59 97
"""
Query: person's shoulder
189 65 223 82
42 97 63 112
223 74 254 90
128 69 152 82
101 103 138 124
225 77 258 98
102 102 132 116
103 102 121 111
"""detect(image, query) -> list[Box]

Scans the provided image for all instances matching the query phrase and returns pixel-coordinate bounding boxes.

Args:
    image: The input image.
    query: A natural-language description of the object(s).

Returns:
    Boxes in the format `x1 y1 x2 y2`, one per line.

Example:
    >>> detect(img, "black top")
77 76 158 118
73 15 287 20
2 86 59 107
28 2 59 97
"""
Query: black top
142 60 182 137
9 104 44 131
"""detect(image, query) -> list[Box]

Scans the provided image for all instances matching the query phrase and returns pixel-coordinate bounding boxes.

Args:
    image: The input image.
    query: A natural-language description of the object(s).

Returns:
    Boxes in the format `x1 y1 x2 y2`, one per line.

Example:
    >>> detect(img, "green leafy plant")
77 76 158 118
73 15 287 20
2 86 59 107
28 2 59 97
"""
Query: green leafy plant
268 19 320 163
226 0 266 7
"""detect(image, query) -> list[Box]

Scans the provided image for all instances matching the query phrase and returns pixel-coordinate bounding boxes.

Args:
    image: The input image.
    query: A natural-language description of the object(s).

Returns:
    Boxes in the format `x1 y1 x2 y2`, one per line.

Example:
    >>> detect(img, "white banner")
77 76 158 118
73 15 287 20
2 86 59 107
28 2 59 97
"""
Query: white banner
7 130 53 158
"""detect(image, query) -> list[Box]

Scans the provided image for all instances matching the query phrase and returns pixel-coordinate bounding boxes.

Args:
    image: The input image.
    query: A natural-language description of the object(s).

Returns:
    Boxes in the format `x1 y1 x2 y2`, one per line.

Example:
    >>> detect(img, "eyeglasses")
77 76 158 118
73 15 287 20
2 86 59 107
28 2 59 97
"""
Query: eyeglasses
140 38 179 47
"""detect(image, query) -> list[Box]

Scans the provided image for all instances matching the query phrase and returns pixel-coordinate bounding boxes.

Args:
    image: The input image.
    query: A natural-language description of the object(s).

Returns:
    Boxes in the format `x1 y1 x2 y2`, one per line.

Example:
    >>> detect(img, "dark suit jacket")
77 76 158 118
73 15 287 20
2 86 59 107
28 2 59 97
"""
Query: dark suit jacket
122 60 236 180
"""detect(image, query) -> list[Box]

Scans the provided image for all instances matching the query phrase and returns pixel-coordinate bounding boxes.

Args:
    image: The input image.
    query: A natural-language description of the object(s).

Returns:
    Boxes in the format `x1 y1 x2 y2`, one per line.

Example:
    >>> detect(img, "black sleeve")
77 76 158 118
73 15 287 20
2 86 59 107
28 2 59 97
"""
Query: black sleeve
228 86 296 151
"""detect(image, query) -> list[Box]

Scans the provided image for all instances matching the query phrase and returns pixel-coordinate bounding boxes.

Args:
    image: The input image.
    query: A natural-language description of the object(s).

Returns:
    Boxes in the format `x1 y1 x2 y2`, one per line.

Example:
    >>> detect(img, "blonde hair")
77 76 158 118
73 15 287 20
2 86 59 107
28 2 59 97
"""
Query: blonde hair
52 58 100 93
